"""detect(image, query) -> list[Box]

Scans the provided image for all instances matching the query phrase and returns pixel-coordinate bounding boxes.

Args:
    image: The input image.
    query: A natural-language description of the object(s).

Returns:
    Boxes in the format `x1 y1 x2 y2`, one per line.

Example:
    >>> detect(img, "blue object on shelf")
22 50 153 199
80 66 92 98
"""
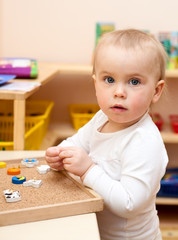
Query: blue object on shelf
157 168 178 198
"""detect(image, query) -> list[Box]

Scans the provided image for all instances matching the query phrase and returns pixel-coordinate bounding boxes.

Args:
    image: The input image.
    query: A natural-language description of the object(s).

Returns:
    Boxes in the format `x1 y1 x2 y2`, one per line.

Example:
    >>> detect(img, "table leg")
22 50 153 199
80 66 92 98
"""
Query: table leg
13 99 26 150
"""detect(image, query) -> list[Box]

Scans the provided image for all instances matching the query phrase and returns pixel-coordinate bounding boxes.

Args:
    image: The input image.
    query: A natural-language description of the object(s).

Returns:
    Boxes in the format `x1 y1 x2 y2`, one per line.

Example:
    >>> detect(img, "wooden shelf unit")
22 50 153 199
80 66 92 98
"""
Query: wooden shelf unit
156 197 178 206
166 69 178 78
161 126 178 143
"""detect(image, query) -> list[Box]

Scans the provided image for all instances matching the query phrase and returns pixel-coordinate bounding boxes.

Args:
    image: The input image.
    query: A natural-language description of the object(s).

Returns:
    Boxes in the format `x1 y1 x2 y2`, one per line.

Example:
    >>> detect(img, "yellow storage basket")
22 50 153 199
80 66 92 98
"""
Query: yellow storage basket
69 104 100 130
25 100 54 138
0 100 54 150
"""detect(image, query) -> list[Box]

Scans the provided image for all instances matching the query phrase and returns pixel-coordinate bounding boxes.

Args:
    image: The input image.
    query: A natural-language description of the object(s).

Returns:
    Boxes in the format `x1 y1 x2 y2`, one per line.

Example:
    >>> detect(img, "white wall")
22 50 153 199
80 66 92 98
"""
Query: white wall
1 0 178 63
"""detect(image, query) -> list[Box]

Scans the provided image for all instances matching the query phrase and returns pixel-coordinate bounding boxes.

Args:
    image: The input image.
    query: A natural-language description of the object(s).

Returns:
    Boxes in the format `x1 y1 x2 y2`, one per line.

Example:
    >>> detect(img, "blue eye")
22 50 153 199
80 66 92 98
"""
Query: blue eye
129 78 140 85
105 77 115 83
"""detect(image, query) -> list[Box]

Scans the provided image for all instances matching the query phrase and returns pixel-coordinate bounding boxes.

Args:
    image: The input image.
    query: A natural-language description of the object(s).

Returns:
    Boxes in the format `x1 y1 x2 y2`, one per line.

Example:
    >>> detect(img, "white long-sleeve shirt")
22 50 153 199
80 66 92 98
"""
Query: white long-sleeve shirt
60 110 168 240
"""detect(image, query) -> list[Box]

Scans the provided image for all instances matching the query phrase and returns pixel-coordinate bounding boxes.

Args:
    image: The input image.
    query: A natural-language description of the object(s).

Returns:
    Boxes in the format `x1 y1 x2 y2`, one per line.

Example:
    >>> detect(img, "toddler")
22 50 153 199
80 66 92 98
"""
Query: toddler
46 29 168 240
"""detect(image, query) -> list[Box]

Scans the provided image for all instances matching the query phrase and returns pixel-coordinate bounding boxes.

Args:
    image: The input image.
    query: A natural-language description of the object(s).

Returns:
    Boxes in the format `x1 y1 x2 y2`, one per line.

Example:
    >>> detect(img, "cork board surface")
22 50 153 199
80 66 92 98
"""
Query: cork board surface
0 158 90 211
0 157 103 226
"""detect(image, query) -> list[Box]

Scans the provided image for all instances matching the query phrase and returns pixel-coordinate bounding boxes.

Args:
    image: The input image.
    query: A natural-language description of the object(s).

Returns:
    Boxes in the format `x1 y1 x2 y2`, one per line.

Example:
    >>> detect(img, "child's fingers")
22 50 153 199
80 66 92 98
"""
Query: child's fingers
48 161 64 170
46 147 60 157
62 157 72 165
59 149 73 159
45 155 60 163
63 163 70 172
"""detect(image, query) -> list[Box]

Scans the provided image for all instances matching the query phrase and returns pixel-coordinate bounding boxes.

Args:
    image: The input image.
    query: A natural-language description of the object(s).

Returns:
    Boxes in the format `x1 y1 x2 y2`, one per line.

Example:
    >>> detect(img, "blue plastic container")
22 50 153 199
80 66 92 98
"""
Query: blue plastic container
157 168 178 198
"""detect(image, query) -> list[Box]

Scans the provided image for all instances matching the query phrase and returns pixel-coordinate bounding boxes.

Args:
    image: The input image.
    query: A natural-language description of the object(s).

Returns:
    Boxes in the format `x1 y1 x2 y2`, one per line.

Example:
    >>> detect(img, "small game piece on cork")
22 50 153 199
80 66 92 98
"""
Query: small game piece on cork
23 178 42 188
0 162 7 168
12 176 26 184
3 189 21 203
7 167 21 175
37 165 50 174
21 158 39 168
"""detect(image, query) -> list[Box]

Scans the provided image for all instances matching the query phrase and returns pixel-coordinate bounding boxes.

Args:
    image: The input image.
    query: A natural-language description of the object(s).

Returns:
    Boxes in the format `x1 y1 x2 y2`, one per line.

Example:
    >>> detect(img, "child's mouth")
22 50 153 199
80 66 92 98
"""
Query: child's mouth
111 105 127 112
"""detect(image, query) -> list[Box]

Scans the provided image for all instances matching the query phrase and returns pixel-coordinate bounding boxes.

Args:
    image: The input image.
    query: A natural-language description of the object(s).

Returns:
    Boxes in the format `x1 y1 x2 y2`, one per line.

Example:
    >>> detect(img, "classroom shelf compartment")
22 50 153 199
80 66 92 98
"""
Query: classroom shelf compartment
69 104 100 130
0 100 54 150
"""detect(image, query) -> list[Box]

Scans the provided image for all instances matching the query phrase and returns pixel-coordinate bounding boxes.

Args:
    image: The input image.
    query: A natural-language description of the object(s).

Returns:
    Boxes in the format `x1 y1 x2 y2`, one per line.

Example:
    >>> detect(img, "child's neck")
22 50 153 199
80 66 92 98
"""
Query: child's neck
100 117 142 133
99 121 127 133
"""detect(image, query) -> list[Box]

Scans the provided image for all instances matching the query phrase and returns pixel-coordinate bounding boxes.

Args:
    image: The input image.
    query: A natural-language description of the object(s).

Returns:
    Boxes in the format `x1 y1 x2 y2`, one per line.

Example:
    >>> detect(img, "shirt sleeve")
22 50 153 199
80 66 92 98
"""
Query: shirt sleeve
83 132 168 219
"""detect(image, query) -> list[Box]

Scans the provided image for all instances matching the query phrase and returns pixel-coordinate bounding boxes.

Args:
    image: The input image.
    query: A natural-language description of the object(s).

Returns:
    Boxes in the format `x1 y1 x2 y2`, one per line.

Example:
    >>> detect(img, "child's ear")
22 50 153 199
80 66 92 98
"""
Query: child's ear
152 80 165 103
92 74 96 84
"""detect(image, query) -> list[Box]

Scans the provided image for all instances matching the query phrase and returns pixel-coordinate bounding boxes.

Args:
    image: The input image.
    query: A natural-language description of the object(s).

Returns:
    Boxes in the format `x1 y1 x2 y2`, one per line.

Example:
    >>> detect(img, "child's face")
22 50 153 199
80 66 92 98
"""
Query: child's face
93 45 164 131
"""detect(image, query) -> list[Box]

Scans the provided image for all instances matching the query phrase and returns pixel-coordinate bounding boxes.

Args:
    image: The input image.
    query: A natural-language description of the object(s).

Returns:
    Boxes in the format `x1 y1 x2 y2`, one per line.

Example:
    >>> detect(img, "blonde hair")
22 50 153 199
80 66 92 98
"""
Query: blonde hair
93 29 168 81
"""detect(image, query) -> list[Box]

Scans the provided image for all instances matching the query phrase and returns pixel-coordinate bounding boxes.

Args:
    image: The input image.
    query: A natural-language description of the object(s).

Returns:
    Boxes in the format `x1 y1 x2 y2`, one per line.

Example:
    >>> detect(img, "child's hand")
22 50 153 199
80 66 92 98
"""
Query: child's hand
45 146 64 170
59 146 95 179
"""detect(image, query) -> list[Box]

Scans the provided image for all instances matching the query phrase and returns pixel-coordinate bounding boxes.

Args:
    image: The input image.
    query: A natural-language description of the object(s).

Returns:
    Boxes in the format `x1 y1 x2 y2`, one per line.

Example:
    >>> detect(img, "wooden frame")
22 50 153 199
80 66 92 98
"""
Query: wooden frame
0 157 103 226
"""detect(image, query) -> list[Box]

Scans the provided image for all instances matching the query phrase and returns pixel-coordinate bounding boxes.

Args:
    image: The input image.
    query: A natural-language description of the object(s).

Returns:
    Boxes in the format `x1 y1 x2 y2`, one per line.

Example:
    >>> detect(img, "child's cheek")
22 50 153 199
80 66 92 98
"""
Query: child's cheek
131 95 150 113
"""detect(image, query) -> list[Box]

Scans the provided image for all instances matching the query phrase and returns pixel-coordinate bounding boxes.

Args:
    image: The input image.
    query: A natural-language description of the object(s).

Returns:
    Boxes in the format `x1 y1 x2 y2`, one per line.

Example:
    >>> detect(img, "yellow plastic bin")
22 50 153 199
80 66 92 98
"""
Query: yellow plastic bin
25 100 54 138
0 100 54 150
69 104 100 130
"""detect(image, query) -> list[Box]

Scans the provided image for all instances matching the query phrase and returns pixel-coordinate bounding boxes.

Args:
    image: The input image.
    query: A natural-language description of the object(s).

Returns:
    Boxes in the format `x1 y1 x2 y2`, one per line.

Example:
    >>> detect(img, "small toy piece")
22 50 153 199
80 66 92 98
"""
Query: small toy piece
151 113 164 131
37 165 50 174
7 167 21 175
170 115 178 133
3 189 21 203
12 176 26 184
0 162 7 168
23 178 42 188
21 158 39 168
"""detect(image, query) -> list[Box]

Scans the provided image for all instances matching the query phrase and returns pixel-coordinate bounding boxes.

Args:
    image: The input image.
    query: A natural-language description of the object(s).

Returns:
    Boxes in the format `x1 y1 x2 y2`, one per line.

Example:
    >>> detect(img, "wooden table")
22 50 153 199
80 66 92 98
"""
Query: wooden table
0 63 59 150
0 151 101 240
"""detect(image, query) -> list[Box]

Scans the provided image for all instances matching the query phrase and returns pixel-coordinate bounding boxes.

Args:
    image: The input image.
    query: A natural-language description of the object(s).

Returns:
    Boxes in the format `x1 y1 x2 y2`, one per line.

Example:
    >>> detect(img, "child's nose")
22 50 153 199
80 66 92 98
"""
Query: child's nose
114 84 126 98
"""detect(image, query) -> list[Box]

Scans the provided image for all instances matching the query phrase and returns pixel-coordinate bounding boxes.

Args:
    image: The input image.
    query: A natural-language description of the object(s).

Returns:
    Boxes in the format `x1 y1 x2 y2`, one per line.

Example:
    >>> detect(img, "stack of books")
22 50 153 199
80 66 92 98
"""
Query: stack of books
0 58 38 78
